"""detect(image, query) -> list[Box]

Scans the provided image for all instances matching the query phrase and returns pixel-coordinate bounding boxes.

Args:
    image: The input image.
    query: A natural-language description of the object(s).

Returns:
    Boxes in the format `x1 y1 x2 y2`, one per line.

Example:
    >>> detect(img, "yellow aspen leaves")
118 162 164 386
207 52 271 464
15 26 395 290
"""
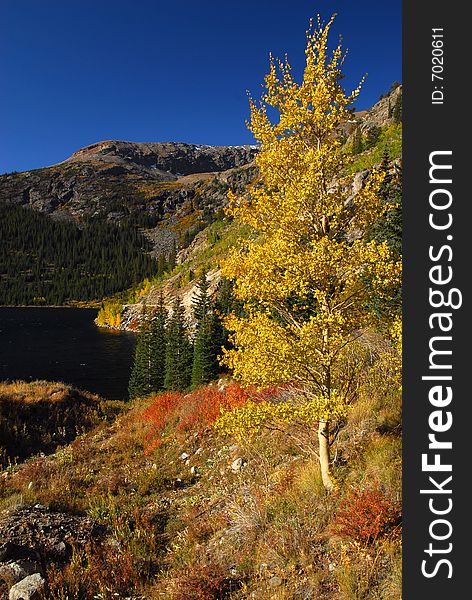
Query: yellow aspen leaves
218 15 401 431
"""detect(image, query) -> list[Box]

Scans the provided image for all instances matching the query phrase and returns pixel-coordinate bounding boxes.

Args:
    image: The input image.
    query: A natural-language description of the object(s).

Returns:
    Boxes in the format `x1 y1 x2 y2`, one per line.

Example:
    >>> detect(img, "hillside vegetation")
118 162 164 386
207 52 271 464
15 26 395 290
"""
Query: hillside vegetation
0 381 123 468
0 360 401 598
95 97 402 331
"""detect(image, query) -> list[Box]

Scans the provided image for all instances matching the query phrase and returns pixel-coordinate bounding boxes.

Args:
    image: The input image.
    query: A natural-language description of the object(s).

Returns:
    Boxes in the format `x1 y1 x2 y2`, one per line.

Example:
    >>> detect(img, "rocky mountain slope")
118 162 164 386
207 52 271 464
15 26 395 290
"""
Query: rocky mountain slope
0 142 257 224
0 85 400 228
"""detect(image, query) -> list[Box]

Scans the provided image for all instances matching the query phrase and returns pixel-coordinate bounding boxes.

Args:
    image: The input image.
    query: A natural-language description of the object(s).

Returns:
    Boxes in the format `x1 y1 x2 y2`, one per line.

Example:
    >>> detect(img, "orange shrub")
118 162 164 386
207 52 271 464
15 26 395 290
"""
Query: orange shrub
177 384 247 433
141 391 184 453
177 384 282 434
331 484 401 544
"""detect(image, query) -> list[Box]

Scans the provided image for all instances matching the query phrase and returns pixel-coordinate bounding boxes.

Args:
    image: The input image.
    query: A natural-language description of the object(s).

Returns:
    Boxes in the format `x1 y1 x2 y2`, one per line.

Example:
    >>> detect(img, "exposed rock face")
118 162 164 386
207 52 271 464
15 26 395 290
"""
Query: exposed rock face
341 84 402 140
360 84 402 131
120 266 222 333
0 142 257 223
0 561 36 586
67 140 258 176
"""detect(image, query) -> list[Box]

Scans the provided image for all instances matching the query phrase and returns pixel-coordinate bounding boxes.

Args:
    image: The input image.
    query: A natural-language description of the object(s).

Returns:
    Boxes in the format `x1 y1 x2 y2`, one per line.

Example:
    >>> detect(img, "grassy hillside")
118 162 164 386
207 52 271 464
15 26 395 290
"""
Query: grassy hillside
0 334 401 599
0 381 123 468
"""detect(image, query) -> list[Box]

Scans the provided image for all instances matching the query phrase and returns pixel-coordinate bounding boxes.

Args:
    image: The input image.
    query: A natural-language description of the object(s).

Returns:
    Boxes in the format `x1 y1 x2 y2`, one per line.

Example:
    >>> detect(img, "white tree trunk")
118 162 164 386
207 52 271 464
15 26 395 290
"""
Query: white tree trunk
318 419 335 491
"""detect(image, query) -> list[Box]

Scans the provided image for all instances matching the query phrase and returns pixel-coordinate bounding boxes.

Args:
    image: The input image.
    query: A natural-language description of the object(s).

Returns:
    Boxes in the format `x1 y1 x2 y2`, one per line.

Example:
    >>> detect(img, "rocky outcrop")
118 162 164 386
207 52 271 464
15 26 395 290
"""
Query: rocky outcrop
0 504 103 598
341 84 402 141
120 266 222 333
0 143 257 224
360 84 402 132
0 505 101 559
67 140 258 176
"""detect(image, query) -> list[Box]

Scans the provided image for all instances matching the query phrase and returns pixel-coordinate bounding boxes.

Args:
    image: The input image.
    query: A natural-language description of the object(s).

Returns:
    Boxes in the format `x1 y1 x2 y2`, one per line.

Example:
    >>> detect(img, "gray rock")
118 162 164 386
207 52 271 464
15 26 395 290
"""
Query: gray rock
9 573 45 600
230 458 244 472
269 575 282 587
53 542 67 558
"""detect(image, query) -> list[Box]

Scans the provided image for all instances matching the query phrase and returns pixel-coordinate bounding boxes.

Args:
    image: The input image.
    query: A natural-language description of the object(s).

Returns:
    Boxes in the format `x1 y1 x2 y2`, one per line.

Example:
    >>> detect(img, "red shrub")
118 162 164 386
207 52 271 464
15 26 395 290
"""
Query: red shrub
331 485 401 544
141 384 282 453
142 391 183 430
177 384 250 433
172 563 240 600
141 391 184 452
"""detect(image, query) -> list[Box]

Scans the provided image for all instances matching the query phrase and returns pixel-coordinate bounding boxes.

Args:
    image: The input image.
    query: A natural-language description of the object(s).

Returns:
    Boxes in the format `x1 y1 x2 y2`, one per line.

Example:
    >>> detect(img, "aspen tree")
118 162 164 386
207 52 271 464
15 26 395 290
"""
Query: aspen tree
220 15 401 490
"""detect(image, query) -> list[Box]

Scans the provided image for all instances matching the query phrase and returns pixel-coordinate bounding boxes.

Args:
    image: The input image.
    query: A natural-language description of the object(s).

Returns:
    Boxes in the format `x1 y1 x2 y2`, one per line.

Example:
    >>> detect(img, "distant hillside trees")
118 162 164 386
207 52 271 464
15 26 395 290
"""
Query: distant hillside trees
365 125 382 149
0 202 159 305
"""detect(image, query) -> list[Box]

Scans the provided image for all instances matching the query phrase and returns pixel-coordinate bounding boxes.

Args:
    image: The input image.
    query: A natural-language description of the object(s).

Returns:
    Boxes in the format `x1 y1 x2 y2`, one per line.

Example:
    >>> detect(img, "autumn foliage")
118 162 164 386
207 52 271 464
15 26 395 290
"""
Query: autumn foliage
219 15 401 490
141 384 279 452
331 485 401 544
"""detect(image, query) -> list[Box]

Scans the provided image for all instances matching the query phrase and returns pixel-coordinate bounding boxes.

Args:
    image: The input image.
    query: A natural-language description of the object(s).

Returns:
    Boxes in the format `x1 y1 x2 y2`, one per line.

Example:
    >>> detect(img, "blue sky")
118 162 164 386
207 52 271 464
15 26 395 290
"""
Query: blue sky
0 1 401 173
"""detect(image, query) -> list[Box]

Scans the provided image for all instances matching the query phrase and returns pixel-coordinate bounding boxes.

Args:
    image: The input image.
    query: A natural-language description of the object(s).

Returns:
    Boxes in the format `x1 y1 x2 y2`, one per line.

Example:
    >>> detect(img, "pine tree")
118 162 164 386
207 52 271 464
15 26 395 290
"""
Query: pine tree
164 298 192 391
148 293 168 392
157 253 167 277
393 93 402 123
128 298 167 399
191 271 216 387
168 241 177 272
351 125 364 155
210 278 236 363
128 311 153 400
365 125 381 149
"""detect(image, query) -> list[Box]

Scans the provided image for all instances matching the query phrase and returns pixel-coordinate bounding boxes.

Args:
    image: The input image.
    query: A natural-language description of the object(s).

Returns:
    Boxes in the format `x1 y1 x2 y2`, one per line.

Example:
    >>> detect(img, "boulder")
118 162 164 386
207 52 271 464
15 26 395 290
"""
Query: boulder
230 458 244 472
9 573 45 600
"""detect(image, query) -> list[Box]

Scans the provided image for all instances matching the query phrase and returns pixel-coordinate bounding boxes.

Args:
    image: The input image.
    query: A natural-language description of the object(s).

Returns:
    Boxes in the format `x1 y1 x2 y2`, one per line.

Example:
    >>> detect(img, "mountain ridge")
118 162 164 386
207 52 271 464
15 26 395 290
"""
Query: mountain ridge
0 85 401 307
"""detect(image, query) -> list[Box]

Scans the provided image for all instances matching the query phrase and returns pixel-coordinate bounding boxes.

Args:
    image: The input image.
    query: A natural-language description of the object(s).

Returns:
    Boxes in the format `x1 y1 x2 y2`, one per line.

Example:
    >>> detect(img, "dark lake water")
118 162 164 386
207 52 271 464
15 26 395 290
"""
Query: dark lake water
0 308 136 400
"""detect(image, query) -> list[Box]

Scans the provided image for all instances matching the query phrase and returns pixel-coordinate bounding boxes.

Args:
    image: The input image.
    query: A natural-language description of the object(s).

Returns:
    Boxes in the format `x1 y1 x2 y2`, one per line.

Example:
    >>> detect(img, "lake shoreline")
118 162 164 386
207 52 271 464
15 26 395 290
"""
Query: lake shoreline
0 307 136 400
0 303 101 309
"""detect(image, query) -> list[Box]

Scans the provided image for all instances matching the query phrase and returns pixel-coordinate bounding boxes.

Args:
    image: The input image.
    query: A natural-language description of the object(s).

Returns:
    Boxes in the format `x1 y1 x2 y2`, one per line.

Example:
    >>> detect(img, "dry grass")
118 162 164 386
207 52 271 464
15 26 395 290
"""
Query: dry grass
0 380 78 404
0 380 124 468
0 361 402 598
